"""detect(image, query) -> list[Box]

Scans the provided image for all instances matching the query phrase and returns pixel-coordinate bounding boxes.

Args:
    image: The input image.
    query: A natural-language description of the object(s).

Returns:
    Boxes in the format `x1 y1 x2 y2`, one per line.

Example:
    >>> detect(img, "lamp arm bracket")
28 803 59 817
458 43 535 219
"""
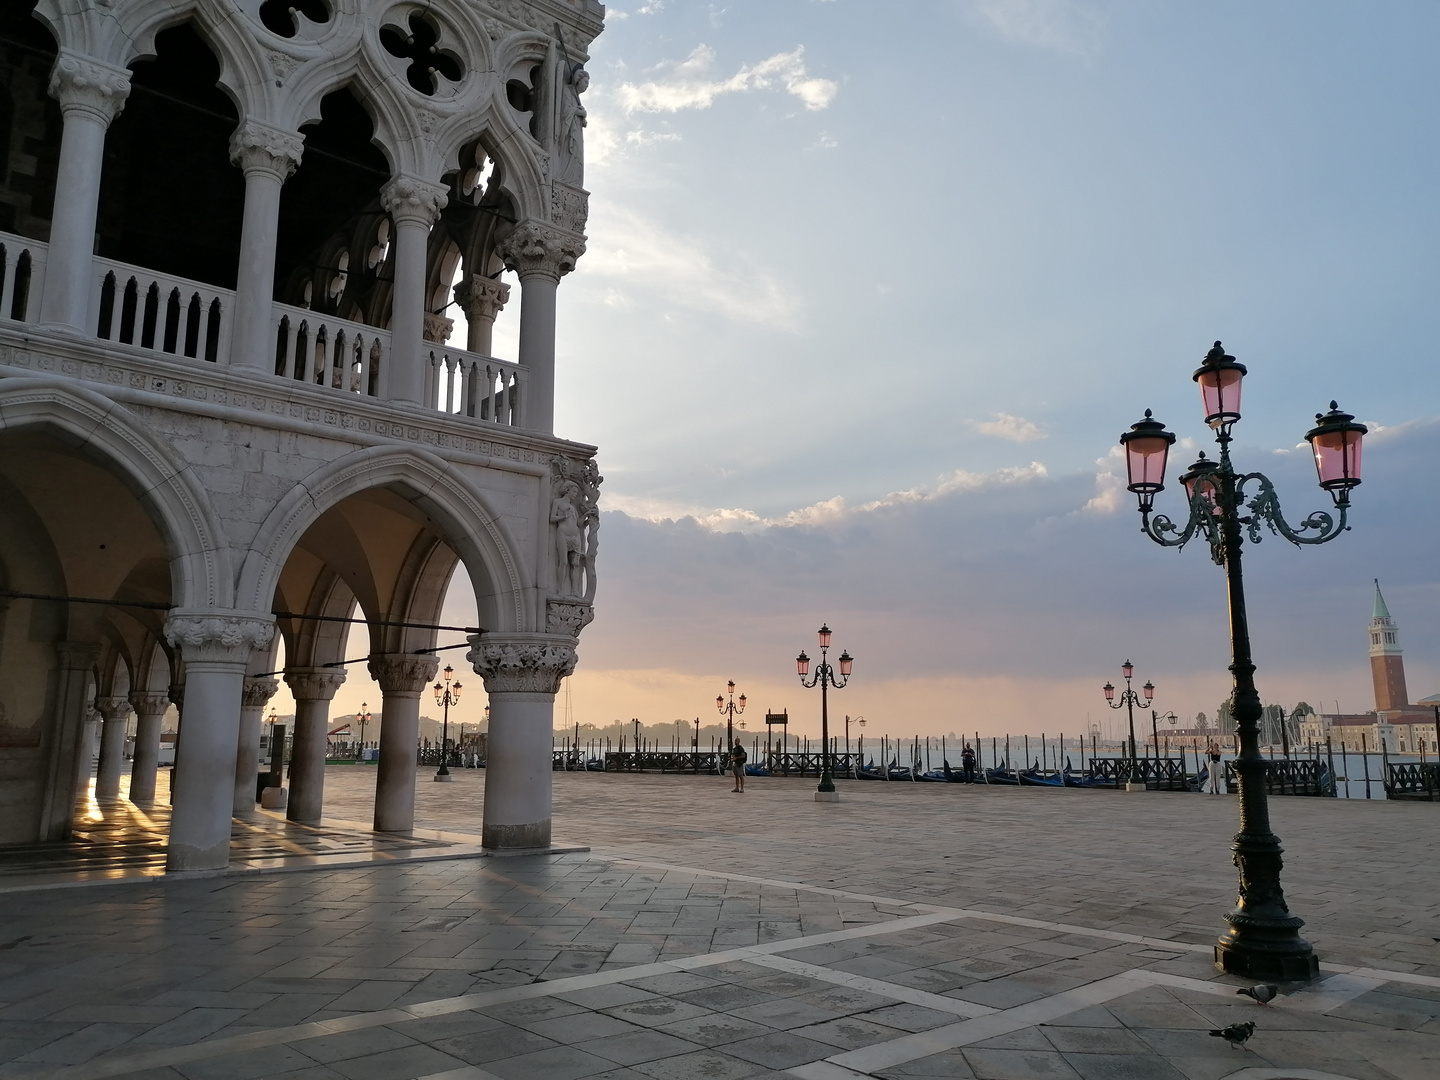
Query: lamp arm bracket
1235 472 1347 547
1139 484 1216 551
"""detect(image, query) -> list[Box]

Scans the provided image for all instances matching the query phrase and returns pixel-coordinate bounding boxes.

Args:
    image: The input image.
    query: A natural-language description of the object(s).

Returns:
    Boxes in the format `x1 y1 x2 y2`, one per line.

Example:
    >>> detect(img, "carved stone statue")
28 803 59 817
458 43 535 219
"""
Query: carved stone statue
555 65 588 187
551 479 586 598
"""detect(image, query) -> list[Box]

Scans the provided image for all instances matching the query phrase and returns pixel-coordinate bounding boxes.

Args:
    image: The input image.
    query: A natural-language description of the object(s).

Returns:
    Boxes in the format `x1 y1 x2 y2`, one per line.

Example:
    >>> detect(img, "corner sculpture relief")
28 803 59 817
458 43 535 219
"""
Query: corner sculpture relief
547 456 601 637
554 64 588 187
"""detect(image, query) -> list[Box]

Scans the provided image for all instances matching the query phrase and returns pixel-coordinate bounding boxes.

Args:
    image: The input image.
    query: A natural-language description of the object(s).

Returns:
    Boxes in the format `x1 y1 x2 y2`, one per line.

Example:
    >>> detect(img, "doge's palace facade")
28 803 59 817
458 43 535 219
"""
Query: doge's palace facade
0 0 603 869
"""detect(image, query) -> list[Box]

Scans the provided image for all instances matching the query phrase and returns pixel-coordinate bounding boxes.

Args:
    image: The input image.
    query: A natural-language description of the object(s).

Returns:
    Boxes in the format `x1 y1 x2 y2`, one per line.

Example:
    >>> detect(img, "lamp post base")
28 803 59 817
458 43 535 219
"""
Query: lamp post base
434 772 453 783
1215 932 1319 982
1124 781 1147 792
814 790 840 803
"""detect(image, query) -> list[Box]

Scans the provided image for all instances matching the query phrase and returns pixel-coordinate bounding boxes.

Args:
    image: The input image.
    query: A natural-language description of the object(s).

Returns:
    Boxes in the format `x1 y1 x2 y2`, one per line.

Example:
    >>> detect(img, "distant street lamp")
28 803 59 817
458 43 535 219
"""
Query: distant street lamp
717 682 746 750
1119 340 1366 981
357 701 371 758
432 666 462 782
845 714 865 758
797 624 853 802
1102 661 1154 788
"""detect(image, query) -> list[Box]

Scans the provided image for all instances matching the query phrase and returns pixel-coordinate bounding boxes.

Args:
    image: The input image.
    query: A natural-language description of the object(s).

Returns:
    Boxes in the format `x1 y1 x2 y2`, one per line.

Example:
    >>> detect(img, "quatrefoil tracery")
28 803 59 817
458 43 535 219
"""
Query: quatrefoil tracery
380 13 465 96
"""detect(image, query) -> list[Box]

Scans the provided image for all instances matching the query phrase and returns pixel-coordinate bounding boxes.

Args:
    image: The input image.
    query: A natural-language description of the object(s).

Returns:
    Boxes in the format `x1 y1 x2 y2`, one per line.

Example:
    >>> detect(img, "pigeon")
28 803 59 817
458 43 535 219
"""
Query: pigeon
1209 1021 1255 1050
1236 984 1278 1005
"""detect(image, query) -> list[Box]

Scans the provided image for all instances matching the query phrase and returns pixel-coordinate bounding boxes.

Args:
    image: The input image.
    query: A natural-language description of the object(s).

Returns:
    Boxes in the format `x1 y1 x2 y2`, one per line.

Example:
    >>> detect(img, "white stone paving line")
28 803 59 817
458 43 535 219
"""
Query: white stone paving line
742 953 998 1019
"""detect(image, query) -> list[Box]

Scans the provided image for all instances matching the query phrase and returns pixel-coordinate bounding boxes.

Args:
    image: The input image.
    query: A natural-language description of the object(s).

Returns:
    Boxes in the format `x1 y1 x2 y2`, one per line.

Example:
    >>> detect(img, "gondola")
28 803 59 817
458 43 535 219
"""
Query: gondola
744 763 769 776
586 758 605 771
1018 768 1065 787
985 765 1020 785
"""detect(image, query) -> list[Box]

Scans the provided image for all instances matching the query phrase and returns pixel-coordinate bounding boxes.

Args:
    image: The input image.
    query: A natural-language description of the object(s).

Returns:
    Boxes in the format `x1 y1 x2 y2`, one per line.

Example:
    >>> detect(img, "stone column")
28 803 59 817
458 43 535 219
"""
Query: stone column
93 696 132 799
234 676 279 818
369 655 439 833
41 643 99 840
496 222 585 435
38 52 131 332
127 691 169 804
452 276 509 355
467 634 577 849
379 177 448 405
73 704 100 805
164 614 275 871
229 120 304 372
283 668 346 824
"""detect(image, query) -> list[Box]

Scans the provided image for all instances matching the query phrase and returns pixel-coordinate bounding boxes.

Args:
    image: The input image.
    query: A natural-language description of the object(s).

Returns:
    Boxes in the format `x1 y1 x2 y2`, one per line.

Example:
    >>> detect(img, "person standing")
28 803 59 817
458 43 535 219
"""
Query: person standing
1207 741 1223 795
730 740 748 792
961 743 976 782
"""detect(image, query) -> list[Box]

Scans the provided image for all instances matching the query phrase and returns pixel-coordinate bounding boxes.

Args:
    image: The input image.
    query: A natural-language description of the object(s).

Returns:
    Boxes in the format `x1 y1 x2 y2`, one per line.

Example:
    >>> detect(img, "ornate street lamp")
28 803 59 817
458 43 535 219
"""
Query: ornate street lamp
432 665 462 782
1102 662 1154 788
797 624 853 802
357 701 371 759
717 681 746 752
1119 340 1366 981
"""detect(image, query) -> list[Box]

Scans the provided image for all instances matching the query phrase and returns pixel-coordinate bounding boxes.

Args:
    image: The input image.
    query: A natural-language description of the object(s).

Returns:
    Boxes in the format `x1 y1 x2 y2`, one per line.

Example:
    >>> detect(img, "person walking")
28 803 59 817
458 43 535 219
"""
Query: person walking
1207 741 1223 795
730 740 748 792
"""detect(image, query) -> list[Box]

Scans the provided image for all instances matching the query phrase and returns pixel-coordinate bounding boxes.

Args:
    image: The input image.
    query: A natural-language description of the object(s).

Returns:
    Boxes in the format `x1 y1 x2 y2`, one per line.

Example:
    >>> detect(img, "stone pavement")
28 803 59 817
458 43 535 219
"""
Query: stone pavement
0 768 1436 1080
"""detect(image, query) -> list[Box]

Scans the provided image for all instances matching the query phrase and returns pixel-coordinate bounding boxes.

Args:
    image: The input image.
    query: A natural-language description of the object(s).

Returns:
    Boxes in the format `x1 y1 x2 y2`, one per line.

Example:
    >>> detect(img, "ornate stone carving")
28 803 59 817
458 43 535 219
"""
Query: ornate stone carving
453 277 510 323
94 696 132 721
128 691 171 718
49 51 131 124
368 654 440 694
495 221 586 281
165 614 276 665
381 175 449 226
283 668 347 701
550 183 589 236
467 634 577 696
54 641 101 670
554 67 588 186
266 49 304 83
242 677 281 708
423 313 455 344
229 119 305 179
550 455 602 602
546 600 594 639
168 682 185 710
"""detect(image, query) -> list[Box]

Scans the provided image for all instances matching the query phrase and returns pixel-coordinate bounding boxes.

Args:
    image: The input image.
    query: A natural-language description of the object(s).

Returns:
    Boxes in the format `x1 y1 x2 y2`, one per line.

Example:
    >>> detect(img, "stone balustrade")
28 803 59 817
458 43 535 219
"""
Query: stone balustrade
0 229 526 429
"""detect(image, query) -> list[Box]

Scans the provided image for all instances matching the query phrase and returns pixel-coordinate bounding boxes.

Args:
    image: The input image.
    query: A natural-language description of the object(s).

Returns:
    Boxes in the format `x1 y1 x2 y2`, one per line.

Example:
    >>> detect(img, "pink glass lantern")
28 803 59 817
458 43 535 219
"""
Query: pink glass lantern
837 650 853 677
1305 402 1367 502
1143 680 1155 702
817 625 832 649
1192 341 1247 429
796 651 810 677
1120 411 1177 510
1122 660 1134 680
1103 682 1116 702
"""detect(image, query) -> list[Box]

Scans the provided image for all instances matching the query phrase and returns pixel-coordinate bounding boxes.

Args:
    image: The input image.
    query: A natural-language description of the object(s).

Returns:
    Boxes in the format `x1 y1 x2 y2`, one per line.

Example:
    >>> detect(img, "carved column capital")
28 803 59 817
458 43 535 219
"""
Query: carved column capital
453 276 510 322
242 677 281 709
283 668 347 702
381 175 448 227
165 612 275 666
49 51 131 125
229 118 305 180
496 221 586 282
94 696 133 722
466 633 577 696
54 641 101 671
168 683 185 710
129 691 171 718
423 313 455 344
545 600 595 639
367 654 440 694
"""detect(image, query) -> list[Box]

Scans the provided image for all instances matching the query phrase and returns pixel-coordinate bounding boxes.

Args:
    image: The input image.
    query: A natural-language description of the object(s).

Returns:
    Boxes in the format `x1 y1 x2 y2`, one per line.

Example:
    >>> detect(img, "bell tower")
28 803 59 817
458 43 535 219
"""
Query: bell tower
1369 580 1409 712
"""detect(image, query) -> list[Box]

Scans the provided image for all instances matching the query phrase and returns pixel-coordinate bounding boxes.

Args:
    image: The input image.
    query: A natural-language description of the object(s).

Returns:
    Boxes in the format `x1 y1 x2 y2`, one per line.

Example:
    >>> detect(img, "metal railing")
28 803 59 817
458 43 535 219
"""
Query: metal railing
1384 762 1440 801
1222 757 1332 796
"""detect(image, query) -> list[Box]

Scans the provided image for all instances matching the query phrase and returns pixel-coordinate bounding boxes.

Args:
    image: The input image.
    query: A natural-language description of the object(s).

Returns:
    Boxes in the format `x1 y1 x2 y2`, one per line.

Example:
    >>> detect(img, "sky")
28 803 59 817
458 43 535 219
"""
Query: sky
278 0 1440 743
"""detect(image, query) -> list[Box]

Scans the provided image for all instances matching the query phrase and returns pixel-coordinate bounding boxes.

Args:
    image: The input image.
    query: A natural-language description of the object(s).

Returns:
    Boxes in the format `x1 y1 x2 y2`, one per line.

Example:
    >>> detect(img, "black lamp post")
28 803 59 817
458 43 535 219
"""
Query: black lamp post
1102 661 1154 787
357 702 370 759
432 665 462 782
717 681 746 752
797 624 853 802
1119 340 1366 981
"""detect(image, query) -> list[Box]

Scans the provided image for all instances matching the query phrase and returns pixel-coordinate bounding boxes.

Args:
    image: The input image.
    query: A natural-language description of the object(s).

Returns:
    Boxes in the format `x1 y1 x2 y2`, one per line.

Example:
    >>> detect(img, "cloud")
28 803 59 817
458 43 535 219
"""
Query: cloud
615 45 838 115
969 412 1046 442
581 204 800 327
966 0 1105 57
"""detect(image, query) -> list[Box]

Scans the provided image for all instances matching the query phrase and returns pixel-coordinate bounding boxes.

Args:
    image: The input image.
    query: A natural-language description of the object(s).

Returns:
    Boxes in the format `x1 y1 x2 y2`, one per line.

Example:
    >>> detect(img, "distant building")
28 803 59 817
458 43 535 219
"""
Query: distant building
1303 582 1438 754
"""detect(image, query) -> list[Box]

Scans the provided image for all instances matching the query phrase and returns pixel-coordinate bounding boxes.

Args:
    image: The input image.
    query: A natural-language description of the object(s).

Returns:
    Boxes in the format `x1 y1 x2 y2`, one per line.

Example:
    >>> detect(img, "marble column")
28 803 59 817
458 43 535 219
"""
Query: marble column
41 642 99 841
228 120 304 372
468 634 577 849
127 691 169 805
38 52 130 332
369 655 439 833
164 613 275 871
379 176 448 405
453 276 509 356
234 676 279 818
496 222 585 435
93 696 132 799
284 668 346 824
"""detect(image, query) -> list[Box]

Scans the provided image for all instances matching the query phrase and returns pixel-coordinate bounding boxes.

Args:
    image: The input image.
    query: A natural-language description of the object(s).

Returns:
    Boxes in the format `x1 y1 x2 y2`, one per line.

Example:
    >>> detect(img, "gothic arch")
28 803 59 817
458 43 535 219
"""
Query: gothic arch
0 378 232 611
236 445 528 634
